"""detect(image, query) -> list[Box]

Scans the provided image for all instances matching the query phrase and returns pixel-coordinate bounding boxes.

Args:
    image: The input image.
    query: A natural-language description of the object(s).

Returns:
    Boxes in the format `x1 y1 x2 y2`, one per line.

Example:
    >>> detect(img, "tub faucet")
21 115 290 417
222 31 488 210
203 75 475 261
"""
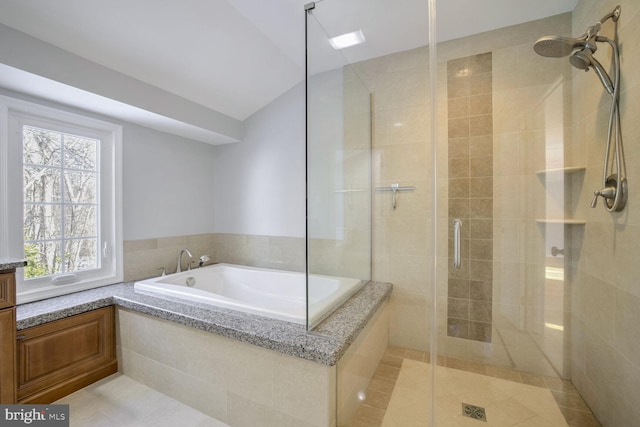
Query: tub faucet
198 255 211 268
177 248 192 273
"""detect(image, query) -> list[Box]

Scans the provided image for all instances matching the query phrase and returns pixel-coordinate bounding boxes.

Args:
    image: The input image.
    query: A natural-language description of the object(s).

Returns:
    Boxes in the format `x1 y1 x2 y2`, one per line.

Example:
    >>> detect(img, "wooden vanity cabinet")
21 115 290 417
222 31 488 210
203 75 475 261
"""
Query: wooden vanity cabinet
0 270 17 403
16 306 117 404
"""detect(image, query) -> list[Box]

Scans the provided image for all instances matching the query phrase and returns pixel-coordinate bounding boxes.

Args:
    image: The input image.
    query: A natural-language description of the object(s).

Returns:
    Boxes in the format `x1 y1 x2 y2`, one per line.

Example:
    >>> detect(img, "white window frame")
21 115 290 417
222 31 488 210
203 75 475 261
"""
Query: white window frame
0 95 122 304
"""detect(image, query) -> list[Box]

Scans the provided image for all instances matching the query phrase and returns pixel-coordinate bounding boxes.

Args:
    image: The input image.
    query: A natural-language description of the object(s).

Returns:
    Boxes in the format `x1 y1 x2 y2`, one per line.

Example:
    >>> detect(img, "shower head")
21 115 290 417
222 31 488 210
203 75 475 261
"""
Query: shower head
533 6 621 96
534 6 621 58
533 35 588 57
570 49 614 94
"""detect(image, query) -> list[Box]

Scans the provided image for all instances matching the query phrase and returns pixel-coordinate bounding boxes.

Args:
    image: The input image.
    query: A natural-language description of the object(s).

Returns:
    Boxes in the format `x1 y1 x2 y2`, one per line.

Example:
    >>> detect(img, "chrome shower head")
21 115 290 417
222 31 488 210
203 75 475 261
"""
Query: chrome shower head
570 49 614 94
569 49 592 69
533 35 587 57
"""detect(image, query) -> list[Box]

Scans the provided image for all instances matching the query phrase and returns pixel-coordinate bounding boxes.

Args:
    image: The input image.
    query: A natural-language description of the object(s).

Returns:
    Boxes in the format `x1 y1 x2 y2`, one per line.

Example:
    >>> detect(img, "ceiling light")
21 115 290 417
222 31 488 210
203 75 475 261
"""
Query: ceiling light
329 30 366 50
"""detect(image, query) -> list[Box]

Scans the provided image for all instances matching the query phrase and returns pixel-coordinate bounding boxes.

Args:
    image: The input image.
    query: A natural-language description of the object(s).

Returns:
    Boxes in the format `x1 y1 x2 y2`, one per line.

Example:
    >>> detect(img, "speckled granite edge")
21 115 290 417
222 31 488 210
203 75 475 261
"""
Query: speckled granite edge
16 280 392 366
0 258 27 271
314 281 393 361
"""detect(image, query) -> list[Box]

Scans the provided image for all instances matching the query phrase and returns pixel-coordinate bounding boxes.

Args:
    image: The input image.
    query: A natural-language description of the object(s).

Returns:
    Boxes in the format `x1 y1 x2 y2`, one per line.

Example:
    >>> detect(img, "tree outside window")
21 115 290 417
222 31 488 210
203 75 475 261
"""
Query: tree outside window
23 125 99 279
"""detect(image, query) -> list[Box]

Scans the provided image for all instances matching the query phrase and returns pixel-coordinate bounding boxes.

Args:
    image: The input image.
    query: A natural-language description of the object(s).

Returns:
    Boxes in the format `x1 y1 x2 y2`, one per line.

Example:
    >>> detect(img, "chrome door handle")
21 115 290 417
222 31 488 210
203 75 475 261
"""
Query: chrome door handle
453 219 462 269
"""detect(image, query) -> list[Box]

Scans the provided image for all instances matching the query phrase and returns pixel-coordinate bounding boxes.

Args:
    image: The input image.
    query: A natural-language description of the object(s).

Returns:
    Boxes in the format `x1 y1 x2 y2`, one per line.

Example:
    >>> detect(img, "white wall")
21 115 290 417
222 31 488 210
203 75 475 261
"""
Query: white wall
0 87 217 243
0 22 241 144
307 69 344 240
213 83 306 237
212 70 345 239
123 124 216 240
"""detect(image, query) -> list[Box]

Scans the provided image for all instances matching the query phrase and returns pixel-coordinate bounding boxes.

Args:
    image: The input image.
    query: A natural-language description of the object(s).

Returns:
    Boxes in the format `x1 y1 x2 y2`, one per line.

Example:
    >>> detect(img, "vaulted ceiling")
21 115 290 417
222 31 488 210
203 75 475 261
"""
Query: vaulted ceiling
0 0 578 121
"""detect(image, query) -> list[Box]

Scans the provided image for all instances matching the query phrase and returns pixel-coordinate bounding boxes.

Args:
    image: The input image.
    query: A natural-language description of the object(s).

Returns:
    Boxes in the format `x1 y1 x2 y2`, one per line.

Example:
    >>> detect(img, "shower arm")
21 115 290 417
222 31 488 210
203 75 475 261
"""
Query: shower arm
597 6 621 27
582 6 621 46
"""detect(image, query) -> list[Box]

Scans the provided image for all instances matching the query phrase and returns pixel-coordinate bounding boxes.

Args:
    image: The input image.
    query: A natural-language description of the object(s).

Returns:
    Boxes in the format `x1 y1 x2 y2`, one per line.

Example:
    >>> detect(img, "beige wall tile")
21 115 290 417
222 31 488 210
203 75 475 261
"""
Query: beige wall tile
118 308 340 426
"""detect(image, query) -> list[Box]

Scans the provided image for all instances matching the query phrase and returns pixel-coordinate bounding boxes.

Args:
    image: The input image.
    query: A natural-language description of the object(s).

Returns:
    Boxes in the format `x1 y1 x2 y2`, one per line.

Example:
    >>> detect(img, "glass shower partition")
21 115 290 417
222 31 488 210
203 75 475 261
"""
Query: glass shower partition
304 5 372 330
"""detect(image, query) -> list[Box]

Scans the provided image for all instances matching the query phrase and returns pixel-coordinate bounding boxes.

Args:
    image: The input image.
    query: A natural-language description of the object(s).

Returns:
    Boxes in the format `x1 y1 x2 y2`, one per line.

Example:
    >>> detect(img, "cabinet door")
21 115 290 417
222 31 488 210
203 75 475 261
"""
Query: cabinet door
0 272 16 309
17 306 117 403
0 308 16 403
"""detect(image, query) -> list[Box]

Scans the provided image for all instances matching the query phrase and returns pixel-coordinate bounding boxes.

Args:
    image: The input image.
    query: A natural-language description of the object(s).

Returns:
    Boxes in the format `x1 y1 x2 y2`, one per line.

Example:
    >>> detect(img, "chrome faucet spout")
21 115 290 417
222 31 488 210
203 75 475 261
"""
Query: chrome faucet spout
177 248 193 273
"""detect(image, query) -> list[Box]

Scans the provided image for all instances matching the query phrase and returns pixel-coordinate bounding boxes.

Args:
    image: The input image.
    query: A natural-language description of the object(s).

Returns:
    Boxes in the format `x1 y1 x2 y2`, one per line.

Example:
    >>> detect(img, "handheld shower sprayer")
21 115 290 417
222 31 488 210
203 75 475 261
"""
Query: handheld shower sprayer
569 48 614 94
533 5 626 212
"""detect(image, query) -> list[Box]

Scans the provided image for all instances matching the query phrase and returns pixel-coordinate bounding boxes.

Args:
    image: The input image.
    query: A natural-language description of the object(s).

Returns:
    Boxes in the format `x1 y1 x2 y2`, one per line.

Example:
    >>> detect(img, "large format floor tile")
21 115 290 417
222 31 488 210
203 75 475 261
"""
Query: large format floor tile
349 347 602 427
55 373 229 427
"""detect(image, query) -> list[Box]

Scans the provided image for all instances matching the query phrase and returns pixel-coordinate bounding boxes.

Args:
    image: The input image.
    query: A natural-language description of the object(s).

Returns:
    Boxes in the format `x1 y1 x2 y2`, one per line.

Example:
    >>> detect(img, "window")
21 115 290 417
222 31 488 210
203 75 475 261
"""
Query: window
0 96 122 303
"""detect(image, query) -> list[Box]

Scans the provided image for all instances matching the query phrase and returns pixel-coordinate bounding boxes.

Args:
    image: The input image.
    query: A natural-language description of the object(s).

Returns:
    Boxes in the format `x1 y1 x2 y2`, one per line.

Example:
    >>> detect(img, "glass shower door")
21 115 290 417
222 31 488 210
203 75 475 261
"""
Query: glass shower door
432 2 577 425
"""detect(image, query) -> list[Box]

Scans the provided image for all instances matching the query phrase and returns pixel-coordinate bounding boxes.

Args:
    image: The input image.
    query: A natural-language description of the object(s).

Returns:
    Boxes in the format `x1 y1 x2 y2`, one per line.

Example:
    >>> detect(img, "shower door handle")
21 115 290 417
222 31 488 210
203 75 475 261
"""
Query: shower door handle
453 219 462 269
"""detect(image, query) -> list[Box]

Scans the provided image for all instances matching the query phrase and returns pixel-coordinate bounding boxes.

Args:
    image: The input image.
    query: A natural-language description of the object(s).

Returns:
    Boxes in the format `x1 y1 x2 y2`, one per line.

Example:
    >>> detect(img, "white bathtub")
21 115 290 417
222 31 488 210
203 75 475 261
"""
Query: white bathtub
134 263 364 326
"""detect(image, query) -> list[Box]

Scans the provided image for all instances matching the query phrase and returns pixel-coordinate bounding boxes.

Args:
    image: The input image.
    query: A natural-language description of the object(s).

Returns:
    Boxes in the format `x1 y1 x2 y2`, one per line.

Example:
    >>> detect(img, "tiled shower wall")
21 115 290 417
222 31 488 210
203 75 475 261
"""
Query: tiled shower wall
351 12 573 376
446 52 494 343
570 0 640 425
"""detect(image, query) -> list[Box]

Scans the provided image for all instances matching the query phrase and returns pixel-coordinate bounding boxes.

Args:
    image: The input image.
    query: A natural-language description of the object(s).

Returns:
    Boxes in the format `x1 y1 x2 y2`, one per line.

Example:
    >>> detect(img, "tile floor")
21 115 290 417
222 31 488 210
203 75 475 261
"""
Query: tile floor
55 373 228 427
53 348 601 427
349 347 602 427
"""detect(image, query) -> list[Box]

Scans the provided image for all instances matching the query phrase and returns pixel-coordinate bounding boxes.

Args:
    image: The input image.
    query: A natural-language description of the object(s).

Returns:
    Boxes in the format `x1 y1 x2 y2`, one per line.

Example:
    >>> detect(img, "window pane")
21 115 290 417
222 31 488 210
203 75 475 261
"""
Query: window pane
23 126 61 167
24 241 62 278
24 204 62 241
64 205 97 238
64 135 98 171
64 238 98 272
63 171 97 204
24 167 61 203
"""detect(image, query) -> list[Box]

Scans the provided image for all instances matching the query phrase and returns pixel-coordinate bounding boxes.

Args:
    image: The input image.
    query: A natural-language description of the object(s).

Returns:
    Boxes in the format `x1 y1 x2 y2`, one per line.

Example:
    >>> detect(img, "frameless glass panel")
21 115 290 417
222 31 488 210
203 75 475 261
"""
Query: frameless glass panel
306 1 433 425
433 2 583 425
306 0 636 425
305 8 372 331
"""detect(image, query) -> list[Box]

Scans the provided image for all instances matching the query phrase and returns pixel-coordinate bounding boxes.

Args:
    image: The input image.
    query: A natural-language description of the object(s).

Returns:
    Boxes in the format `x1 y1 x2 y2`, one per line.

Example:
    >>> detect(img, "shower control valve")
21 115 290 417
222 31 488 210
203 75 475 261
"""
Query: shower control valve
590 186 616 208
590 174 627 211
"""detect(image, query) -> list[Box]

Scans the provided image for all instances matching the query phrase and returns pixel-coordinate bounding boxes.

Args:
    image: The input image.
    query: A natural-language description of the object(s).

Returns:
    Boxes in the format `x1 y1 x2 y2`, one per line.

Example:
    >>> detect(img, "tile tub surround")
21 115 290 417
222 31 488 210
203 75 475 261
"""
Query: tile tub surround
124 233 217 281
17 281 390 425
118 300 389 426
124 233 363 282
16 280 392 366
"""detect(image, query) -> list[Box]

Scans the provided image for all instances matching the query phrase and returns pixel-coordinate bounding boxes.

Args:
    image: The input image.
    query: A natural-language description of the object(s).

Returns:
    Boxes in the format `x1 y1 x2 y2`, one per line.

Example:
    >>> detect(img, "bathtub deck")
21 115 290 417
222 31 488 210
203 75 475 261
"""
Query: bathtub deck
16 279 392 366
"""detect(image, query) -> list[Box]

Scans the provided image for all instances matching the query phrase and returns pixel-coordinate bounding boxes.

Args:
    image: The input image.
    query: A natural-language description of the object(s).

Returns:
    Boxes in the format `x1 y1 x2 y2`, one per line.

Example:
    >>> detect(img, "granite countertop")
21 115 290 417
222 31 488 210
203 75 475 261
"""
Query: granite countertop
16 280 392 366
0 258 27 271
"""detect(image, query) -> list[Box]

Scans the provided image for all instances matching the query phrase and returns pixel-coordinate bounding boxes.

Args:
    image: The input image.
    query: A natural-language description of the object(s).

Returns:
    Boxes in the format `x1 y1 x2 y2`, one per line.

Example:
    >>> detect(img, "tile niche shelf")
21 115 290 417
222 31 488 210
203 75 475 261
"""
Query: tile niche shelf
535 218 586 225
535 166 586 177
536 165 587 225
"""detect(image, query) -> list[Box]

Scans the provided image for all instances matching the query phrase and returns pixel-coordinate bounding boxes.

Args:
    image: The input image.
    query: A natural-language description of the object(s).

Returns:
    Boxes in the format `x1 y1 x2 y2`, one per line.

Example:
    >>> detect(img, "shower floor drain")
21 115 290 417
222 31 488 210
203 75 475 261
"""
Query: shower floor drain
462 403 487 422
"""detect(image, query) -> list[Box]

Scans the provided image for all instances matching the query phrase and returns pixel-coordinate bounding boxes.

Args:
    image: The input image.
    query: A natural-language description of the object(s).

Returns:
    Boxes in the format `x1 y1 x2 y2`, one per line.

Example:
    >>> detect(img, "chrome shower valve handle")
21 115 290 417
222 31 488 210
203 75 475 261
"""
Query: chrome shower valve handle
590 187 615 208
590 174 627 211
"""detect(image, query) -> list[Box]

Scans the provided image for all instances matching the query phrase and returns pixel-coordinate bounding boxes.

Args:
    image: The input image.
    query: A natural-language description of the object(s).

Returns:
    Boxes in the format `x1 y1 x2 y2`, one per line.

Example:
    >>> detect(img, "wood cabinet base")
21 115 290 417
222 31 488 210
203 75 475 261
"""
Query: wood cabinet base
17 306 117 404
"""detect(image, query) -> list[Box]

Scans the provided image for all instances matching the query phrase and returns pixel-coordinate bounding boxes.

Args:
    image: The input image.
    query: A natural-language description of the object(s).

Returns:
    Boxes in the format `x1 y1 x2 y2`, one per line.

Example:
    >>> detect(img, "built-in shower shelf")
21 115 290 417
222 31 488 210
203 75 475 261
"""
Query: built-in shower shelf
536 219 586 225
535 166 586 177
